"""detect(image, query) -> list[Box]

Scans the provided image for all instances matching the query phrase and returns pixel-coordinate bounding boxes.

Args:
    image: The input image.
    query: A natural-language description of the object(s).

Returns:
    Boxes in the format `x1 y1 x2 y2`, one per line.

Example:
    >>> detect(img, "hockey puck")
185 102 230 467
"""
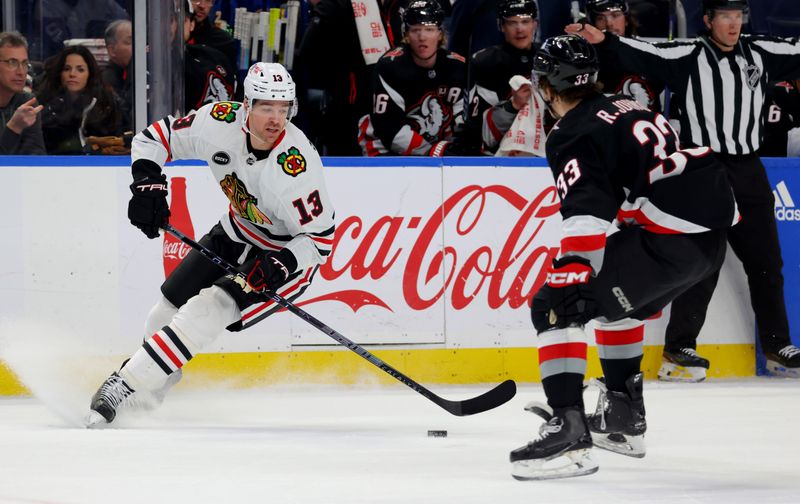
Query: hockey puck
427 430 448 438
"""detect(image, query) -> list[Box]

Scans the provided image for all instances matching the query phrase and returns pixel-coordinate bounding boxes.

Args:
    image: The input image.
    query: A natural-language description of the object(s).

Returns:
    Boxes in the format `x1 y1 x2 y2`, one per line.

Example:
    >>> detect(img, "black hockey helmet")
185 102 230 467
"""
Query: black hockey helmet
585 0 629 22
497 0 538 21
532 35 598 92
703 0 749 15
403 0 445 29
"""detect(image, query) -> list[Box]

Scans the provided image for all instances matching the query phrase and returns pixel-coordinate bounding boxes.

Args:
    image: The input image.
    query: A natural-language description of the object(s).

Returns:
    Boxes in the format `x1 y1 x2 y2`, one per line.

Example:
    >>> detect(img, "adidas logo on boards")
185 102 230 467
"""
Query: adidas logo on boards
774 181 800 221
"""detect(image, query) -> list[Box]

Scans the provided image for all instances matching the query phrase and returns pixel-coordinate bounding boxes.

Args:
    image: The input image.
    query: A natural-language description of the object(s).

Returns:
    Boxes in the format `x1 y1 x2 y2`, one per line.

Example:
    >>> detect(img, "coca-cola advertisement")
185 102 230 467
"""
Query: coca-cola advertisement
163 177 195 278
108 160 753 356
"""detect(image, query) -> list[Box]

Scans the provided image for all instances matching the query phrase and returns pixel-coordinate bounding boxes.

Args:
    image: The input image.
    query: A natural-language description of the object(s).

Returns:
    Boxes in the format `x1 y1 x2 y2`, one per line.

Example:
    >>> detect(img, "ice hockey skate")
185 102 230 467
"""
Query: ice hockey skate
658 348 710 382
763 340 800 378
587 373 646 458
510 406 598 481
85 372 135 427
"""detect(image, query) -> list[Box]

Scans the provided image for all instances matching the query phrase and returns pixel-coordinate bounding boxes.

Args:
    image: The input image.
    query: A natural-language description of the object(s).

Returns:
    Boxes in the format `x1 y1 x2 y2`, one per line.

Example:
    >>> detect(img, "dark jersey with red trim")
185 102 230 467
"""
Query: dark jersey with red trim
597 62 665 113
131 102 335 271
465 41 539 153
760 81 800 157
358 46 467 156
546 93 739 275
185 44 237 113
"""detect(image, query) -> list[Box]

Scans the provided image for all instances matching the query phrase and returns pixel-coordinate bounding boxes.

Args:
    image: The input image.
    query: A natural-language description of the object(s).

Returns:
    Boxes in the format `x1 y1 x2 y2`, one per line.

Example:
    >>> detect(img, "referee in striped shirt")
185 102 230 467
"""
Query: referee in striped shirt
569 0 800 376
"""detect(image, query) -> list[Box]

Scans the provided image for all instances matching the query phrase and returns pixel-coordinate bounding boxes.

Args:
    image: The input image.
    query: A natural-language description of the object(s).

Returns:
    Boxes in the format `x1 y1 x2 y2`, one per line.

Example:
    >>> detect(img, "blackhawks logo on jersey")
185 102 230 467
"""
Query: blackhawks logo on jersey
219 173 272 225
210 102 240 123
277 146 306 177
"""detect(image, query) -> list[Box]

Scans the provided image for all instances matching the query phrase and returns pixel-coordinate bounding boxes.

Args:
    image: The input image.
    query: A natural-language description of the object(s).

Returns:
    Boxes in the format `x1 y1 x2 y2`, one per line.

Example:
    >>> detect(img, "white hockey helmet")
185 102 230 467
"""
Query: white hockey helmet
243 62 297 119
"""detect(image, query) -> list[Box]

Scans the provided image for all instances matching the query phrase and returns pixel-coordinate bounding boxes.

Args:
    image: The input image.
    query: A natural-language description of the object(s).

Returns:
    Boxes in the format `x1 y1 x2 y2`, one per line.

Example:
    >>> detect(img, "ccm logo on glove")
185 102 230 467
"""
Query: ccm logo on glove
546 261 592 286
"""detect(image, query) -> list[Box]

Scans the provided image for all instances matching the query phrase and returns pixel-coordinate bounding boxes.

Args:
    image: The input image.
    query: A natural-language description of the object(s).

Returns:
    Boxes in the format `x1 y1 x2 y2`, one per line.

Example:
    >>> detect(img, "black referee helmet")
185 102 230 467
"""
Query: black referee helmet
703 0 749 15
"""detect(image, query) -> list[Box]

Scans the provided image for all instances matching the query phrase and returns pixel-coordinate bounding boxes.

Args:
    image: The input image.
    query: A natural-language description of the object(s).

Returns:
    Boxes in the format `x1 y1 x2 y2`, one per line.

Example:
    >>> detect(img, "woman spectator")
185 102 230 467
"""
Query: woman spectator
35 45 123 154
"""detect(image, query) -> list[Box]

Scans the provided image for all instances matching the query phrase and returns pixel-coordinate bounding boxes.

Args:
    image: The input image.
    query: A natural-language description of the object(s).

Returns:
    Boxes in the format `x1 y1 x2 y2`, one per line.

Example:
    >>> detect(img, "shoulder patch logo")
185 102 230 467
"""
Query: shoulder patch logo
219 172 272 225
212 151 231 165
277 146 307 177
210 102 241 123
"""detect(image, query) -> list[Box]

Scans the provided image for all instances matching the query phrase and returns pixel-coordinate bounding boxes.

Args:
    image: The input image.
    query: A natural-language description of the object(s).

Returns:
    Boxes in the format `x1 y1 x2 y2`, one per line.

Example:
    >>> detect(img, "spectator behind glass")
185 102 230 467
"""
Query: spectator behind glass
183 0 236 112
0 32 46 154
102 20 133 129
36 45 123 154
38 0 129 58
188 0 237 73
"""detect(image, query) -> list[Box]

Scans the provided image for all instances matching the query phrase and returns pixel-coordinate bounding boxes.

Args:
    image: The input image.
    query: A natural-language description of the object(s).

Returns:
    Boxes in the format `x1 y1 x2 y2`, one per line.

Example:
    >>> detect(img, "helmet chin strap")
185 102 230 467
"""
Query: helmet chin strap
535 85 560 119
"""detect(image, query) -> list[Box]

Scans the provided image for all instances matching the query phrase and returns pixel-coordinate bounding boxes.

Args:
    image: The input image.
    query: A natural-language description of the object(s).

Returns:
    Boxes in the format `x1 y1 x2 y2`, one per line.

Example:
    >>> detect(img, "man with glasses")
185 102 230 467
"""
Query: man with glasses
0 32 45 155
188 0 237 73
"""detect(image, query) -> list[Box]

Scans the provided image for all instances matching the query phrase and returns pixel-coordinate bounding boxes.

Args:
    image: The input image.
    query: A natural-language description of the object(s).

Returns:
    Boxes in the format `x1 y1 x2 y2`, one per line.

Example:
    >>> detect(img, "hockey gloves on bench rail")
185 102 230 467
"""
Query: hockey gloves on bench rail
531 256 597 332
239 248 298 293
128 160 170 239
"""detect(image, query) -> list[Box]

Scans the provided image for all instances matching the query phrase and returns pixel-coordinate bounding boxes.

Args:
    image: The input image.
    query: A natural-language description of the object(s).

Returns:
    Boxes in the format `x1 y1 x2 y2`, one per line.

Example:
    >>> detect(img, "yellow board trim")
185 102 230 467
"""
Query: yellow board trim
0 343 755 396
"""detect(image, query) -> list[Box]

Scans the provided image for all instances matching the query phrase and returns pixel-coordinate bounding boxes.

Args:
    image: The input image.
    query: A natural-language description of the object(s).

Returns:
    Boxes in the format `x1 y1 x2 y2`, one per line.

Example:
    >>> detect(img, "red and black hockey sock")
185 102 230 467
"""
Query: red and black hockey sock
142 325 194 375
537 327 588 409
595 322 644 393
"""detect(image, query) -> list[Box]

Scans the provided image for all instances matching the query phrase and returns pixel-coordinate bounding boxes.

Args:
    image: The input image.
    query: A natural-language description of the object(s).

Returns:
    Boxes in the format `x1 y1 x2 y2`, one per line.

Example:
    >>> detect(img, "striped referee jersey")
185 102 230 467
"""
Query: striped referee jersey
597 33 800 155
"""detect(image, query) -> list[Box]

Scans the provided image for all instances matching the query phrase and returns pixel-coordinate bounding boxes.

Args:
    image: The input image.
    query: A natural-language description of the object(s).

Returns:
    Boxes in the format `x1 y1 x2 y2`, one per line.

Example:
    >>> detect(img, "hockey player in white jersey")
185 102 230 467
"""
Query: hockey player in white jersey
85 62 335 426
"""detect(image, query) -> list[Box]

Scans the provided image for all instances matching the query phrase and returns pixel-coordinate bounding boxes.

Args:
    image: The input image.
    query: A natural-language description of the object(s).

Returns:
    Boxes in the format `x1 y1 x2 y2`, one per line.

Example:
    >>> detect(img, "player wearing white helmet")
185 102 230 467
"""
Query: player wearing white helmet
85 62 335 427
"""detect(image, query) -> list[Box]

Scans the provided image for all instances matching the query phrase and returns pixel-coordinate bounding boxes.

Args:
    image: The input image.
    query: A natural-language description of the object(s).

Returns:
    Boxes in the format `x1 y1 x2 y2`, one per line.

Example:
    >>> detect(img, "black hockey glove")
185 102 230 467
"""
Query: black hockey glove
531 256 597 332
241 248 298 293
128 160 169 239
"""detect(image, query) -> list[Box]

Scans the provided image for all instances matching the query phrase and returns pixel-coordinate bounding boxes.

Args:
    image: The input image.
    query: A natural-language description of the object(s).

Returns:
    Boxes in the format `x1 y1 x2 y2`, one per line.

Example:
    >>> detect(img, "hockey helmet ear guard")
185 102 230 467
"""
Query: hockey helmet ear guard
532 35 599 93
243 62 298 120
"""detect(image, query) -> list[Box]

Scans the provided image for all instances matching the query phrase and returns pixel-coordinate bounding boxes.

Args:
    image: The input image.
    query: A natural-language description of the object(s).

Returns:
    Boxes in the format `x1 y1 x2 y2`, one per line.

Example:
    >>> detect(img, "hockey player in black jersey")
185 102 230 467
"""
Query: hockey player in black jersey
585 0 664 112
570 0 800 379
358 0 466 156
462 0 540 154
509 35 739 480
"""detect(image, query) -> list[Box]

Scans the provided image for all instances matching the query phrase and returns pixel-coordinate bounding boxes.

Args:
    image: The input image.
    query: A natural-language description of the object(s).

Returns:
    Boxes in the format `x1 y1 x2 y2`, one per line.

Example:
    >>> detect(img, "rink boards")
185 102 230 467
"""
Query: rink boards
2 156 797 394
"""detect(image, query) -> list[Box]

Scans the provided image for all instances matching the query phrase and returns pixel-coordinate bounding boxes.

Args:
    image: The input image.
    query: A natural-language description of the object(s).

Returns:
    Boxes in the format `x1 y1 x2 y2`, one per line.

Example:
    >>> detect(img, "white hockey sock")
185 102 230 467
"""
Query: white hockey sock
121 286 240 392
143 296 179 340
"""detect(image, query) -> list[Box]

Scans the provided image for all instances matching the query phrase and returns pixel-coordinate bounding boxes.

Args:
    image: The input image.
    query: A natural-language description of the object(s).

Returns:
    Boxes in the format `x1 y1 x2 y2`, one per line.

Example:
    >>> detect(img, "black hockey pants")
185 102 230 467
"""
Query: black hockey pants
665 153 790 351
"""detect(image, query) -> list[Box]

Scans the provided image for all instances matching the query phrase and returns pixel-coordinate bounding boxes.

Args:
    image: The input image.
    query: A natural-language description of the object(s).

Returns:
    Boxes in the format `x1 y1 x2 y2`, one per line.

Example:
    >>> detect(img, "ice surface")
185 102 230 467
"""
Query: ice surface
0 379 798 504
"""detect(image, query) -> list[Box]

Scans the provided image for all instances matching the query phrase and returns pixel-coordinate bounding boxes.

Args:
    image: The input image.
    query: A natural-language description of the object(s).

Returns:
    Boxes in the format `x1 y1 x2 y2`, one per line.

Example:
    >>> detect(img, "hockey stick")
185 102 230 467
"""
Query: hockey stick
161 223 516 416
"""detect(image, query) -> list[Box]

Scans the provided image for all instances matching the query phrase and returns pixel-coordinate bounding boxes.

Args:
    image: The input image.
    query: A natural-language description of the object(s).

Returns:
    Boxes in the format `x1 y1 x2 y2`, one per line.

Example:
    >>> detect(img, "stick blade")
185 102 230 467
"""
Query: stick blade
439 379 517 416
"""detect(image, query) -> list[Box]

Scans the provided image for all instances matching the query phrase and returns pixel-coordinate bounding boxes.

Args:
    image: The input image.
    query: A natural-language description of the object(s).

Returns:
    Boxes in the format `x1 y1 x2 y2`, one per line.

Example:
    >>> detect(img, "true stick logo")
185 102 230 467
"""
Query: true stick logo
773 181 800 222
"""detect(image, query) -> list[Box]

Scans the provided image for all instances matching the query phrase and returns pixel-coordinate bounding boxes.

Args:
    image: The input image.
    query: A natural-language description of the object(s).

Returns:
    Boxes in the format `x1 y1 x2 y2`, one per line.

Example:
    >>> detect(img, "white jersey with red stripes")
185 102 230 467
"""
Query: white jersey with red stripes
131 101 335 272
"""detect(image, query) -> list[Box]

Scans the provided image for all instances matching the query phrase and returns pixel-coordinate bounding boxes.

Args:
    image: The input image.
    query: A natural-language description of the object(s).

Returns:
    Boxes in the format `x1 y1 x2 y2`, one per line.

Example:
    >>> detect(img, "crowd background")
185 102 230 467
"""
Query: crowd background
0 0 799 156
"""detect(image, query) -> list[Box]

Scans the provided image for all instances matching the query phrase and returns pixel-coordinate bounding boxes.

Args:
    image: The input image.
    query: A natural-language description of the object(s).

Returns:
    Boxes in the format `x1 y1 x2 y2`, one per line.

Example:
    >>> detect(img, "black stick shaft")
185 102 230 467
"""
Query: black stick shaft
161 224 516 416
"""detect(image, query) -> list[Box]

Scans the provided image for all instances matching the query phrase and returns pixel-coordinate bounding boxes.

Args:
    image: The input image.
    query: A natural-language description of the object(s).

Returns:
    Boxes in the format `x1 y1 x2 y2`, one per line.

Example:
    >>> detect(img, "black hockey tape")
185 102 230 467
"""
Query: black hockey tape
427 430 448 438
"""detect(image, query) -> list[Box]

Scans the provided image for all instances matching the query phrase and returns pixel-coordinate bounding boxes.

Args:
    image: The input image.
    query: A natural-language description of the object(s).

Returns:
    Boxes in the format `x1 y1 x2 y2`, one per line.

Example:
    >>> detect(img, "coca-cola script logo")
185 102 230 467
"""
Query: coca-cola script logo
296 184 562 313
163 240 192 261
